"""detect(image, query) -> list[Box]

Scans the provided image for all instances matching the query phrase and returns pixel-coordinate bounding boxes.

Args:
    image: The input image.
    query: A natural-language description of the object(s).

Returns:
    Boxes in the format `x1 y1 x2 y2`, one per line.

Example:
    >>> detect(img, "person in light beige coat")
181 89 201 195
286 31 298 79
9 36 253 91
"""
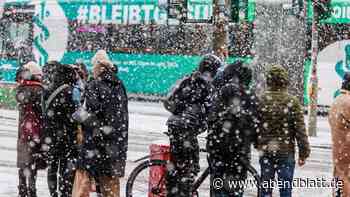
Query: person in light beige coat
329 72 350 197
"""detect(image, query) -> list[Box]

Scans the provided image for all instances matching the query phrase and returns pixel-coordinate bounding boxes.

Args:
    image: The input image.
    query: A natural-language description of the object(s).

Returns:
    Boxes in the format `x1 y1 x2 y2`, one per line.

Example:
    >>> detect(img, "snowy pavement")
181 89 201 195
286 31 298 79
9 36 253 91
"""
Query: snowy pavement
0 101 335 197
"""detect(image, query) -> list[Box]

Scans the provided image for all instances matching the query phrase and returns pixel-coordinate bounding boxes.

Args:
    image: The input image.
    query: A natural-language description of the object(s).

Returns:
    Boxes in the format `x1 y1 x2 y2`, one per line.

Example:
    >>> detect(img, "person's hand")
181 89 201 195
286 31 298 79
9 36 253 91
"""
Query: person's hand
77 133 83 145
298 158 306 167
76 126 84 145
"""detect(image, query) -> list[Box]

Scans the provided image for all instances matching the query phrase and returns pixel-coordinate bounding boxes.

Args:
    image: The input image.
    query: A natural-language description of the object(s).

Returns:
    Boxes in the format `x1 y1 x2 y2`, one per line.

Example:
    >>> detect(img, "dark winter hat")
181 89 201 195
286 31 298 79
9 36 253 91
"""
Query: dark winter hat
53 64 76 86
223 61 241 84
266 65 289 90
42 61 61 78
41 61 61 86
341 72 350 91
223 61 252 88
198 54 223 76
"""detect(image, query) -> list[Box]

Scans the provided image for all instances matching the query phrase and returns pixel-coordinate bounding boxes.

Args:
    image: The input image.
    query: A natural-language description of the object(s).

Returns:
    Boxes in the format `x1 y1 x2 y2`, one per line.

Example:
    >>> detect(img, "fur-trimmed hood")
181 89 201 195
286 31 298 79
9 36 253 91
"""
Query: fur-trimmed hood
91 50 115 79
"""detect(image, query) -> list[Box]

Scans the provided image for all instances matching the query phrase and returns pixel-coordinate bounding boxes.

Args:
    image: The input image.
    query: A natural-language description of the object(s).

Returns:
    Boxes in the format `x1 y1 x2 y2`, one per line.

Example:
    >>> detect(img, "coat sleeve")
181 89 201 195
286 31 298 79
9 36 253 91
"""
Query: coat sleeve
291 97 311 160
85 81 103 116
163 77 188 114
80 81 104 131
250 95 261 148
207 93 224 124
102 81 129 164
117 82 128 161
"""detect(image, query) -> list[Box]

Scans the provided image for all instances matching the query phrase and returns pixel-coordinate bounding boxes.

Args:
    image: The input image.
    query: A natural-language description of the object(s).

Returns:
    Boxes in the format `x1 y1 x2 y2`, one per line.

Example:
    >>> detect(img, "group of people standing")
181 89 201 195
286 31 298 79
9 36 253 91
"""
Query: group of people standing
163 54 311 197
15 50 128 197
15 50 313 197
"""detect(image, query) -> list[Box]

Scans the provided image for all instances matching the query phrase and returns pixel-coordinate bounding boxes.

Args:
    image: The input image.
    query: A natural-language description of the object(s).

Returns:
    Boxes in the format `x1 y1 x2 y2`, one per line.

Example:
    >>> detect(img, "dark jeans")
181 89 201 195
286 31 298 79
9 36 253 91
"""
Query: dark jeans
166 128 199 197
47 146 76 197
334 176 342 197
19 166 37 197
259 153 295 197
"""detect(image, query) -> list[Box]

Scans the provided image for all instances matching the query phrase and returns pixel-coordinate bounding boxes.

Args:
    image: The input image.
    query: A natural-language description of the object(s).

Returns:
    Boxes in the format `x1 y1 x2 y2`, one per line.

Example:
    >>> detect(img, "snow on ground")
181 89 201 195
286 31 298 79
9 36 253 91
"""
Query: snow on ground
0 101 335 197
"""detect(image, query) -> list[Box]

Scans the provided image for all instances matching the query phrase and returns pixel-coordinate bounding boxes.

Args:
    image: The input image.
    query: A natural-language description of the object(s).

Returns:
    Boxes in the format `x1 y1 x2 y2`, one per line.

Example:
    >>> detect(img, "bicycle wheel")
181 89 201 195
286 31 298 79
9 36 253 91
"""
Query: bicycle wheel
126 159 168 197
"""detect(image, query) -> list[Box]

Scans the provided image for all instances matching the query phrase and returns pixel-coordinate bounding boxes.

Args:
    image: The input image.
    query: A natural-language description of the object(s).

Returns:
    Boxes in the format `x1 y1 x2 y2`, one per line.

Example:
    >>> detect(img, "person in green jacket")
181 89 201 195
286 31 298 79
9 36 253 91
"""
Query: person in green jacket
257 65 311 197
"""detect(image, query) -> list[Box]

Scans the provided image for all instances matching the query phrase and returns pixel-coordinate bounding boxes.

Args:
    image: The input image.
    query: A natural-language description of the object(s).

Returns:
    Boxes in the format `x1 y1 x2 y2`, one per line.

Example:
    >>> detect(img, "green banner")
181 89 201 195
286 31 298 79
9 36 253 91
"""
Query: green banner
326 1 350 23
0 0 255 97
61 52 250 95
307 0 350 24
61 52 200 95
58 0 215 24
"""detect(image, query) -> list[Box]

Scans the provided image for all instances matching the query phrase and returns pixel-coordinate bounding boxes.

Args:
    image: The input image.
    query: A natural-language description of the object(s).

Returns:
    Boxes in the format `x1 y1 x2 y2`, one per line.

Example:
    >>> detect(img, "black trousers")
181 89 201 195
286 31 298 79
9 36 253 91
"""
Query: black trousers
47 145 76 197
166 127 200 197
18 166 37 197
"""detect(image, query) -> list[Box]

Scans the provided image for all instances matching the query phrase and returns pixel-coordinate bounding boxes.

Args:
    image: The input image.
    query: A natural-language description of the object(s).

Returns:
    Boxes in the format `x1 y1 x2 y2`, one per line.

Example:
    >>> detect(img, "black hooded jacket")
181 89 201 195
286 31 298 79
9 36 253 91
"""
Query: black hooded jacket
207 63 259 176
164 71 214 135
43 63 77 154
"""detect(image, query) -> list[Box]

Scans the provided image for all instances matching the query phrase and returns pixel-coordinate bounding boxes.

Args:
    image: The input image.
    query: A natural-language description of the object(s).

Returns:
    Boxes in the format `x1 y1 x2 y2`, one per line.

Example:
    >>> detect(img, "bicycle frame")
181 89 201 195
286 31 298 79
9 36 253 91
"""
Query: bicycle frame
193 167 210 191
131 149 261 197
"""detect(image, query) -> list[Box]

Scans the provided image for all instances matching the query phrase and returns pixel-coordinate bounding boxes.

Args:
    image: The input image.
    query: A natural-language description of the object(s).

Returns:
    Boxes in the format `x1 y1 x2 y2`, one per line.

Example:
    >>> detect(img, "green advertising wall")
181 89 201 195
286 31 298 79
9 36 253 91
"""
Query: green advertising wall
61 52 251 95
61 52 200 95
0 0 322 108
0 52 250 109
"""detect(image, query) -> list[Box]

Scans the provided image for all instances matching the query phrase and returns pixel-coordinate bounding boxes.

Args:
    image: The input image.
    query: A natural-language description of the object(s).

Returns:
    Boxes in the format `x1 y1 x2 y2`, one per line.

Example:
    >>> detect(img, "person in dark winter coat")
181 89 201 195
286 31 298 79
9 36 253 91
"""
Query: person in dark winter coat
16 62 43 197
163 54 220 197
77 50 128 197
43 62 78 197
257 65 310 197
207 61 259 197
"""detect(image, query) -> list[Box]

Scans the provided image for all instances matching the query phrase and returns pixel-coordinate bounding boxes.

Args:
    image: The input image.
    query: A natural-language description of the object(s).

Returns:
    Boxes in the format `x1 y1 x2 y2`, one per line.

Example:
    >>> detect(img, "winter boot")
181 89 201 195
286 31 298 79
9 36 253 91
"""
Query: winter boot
18 185 28 197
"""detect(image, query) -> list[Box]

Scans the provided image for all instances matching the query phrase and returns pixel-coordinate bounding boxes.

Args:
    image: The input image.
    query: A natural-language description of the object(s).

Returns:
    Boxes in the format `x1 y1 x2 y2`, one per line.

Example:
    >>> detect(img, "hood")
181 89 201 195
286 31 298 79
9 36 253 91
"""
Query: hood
266 65 288 91
93 62 118 84
92 50 110 67
223 61 252 89
92 59 114 79
52 64 76 87
92 49 115 80
198 54 222 77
